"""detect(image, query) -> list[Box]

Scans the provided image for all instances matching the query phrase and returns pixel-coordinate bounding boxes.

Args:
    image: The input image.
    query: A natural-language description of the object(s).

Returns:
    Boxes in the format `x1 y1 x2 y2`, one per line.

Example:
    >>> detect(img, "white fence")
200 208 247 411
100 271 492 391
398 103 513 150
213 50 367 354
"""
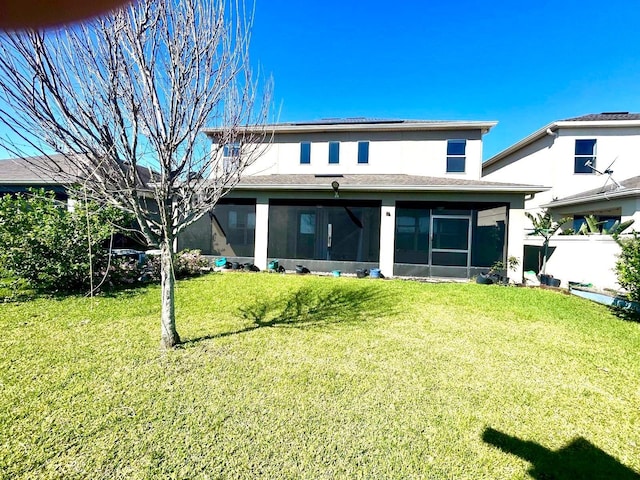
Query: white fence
524 235 622 290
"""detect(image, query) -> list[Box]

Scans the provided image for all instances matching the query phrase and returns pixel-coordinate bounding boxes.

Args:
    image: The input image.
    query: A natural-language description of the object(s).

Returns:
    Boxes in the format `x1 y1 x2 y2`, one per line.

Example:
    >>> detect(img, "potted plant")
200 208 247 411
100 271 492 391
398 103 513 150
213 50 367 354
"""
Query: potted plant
476 256 520 285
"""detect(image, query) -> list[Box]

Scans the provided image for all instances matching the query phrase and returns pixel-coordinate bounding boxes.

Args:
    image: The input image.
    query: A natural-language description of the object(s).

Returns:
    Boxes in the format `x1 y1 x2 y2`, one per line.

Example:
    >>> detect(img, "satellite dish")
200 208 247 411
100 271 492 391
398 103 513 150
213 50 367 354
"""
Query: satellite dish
584 156 623 191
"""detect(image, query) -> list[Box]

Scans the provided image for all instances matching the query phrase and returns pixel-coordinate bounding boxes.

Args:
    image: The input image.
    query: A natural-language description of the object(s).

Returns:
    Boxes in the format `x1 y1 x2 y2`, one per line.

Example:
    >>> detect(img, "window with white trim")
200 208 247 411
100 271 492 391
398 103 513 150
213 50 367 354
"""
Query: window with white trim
575 139 596 173
300 142 311 164
357 141 369 164
329 142 340 164
446 139 466 173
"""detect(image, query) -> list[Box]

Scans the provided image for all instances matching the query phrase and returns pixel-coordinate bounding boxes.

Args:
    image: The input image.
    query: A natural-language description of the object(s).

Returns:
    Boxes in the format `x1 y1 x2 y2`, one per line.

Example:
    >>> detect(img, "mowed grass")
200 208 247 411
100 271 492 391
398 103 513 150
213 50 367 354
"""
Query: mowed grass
1 273 639 479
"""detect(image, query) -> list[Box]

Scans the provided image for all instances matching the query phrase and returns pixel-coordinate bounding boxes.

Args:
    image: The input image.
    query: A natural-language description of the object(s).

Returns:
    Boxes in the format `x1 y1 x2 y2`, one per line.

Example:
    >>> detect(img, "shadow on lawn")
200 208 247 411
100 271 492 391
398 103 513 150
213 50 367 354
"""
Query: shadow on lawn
183 284 396 345
482 427 640 479
608 305 640 323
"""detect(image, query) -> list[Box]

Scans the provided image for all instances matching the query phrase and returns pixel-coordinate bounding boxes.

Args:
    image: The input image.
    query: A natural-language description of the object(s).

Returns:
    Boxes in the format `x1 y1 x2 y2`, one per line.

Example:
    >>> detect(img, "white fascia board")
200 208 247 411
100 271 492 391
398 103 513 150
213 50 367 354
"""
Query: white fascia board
542 188 640 208
234 183 548 194
483 122 557 169
204 121 498 136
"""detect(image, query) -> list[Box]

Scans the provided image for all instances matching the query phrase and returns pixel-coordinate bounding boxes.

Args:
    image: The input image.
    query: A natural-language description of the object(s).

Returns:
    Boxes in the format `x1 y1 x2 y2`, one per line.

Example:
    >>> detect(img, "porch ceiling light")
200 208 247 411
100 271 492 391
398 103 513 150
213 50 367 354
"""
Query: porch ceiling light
331 180 340 198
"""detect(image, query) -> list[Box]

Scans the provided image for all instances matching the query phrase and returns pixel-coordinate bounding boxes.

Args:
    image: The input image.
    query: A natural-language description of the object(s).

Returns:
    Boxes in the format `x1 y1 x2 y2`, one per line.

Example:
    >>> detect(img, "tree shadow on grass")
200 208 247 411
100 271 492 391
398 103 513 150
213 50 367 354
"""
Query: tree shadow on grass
482 427 640 479
608 305 640 323
182 283 397 346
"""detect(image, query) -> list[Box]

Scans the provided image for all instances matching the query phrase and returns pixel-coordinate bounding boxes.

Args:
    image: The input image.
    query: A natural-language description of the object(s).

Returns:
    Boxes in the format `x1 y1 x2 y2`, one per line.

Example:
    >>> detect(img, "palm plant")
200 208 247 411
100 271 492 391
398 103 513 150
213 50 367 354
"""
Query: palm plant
577 215 635 236
525 210 571 275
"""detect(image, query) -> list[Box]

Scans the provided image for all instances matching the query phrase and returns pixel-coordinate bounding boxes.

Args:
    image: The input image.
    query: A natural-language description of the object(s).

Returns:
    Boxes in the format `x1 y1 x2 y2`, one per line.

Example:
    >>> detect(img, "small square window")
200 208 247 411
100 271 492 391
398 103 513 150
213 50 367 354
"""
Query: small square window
446 157 466 173
300 142 311 164
575 139 596 173
447 139 466 156
446 139 466 173
329 142 340 164
358 141 369 164
223 143 240 157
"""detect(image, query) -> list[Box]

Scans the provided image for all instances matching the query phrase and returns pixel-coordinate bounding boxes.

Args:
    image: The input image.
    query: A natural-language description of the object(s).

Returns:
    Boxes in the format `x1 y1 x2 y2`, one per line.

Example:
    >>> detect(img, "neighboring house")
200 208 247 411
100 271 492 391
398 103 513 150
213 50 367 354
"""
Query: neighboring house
0 154 74 200
482 112 640 230
482 112 640 288
0 154 151 249
179 118 546 280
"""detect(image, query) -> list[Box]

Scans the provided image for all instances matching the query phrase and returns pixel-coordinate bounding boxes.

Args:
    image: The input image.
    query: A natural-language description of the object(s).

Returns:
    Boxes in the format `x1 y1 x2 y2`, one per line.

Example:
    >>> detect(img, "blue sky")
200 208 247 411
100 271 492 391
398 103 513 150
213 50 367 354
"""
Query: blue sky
250 0 640 159
1 1 639 161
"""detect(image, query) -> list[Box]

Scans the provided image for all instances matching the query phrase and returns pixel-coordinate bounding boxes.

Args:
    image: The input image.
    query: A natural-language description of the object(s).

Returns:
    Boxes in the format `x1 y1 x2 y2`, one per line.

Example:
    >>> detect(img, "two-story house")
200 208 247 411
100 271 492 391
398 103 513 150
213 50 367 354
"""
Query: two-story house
179 118 545 281
482 112 640 231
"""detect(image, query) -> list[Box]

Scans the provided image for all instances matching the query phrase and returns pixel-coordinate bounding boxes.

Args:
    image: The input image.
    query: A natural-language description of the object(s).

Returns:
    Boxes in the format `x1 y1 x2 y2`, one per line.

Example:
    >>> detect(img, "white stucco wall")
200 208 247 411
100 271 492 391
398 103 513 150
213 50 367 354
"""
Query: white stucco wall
526 235 622 290
242 130 485 180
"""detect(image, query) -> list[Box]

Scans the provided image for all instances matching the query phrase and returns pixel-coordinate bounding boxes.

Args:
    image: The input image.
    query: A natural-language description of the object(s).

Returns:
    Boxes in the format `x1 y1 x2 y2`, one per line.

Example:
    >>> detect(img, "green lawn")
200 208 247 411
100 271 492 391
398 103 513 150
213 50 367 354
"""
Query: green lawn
1 273 639 479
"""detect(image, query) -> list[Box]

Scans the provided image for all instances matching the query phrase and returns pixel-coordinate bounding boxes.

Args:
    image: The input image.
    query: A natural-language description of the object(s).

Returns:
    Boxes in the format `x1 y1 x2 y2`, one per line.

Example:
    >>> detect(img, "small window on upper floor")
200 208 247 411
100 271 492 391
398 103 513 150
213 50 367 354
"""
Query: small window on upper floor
357 141 369 164
223 142 241 158
329 141 340 164
300 142 311 164
575 139 596 173
446 139 466 173
223 142 241 172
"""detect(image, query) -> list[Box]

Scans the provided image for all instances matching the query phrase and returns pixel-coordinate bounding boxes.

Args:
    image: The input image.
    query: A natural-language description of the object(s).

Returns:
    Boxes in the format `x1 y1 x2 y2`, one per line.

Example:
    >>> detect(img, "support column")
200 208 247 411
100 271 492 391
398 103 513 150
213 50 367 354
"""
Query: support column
254 196 269 271
378 199 396 278
507 203 526 283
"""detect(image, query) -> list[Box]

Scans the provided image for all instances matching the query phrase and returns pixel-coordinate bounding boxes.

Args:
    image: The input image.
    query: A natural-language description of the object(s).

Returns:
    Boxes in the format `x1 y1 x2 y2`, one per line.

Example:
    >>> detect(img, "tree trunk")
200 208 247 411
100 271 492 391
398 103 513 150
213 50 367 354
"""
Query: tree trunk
541 239 549 275
160 239 180 349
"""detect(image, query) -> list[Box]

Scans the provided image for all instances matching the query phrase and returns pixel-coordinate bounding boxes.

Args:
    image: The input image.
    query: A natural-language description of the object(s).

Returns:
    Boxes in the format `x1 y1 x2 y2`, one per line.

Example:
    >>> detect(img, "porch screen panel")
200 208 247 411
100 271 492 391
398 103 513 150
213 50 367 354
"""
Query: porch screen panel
395 207 430 264
210 202 256 257
268 201 380 262
470 205 507 267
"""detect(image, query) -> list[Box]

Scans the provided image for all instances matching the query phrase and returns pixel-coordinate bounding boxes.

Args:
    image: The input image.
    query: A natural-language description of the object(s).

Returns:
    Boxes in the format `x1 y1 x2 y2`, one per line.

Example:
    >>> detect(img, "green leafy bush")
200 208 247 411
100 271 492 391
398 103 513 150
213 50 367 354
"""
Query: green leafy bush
0 189 132 294
615 232 640 302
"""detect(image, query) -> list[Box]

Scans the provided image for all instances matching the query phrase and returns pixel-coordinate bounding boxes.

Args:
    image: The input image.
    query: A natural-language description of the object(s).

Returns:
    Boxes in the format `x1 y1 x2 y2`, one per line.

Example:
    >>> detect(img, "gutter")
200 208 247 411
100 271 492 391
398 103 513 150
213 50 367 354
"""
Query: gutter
234 183 548 194
204 120 498 136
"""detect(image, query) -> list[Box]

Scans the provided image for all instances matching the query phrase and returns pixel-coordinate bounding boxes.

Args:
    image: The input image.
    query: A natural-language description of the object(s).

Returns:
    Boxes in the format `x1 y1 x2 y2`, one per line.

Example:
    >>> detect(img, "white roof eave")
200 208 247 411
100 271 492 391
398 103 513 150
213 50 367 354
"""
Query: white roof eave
204 120 498 136
233 183 548 194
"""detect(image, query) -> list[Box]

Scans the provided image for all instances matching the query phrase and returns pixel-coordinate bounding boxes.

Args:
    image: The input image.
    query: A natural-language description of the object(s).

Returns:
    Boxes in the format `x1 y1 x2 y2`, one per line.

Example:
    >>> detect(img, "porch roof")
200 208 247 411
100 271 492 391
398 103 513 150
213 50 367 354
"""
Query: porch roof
235 174 546 193
542 175 640 208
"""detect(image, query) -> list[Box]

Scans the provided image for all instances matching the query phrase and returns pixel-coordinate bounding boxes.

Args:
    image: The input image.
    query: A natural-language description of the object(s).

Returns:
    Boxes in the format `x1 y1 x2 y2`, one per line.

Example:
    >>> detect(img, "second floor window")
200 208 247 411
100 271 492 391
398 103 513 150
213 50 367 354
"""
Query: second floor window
329 142 340 164
300 142 311 164
358 141 369 164
223 142 240 158
575 139 596 173
446 139 466 173
223 142 241 172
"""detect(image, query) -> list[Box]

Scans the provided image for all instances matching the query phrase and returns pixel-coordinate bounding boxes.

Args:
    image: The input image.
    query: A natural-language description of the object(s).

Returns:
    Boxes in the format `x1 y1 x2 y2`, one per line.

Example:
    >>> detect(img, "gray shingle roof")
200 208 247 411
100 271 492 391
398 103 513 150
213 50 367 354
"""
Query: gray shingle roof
562 112 640 122
284 118 405 126
551 175 640 203
237 174 544 192
0 155 78 184
0 155 158 186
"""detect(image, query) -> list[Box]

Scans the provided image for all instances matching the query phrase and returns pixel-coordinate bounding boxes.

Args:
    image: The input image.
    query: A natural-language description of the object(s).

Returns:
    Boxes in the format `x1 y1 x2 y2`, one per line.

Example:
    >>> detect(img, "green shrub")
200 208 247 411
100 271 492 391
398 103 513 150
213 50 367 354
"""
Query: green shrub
0 189 132 294
615 232 640 302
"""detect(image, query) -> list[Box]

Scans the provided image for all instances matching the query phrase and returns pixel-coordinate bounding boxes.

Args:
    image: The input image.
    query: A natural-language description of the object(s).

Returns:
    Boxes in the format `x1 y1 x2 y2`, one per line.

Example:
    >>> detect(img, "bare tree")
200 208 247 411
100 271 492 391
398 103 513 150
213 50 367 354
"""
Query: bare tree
0 0 272 348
